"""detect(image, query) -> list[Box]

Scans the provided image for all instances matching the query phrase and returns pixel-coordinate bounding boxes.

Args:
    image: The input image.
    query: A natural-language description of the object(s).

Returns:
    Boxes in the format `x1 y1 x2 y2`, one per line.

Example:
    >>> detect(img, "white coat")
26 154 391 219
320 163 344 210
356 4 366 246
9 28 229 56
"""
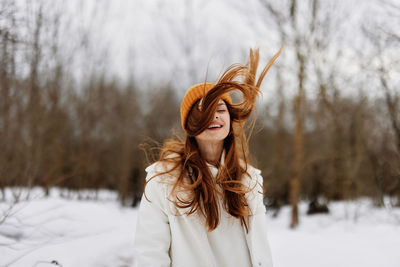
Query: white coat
134 151 273 267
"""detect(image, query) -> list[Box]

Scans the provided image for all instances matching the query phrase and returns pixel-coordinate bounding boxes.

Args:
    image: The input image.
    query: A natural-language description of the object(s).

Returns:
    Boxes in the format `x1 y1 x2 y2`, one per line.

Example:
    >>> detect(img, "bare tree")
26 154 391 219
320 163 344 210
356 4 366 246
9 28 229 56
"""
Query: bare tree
361 0 400 205
260 0 345 227
0 0 19 200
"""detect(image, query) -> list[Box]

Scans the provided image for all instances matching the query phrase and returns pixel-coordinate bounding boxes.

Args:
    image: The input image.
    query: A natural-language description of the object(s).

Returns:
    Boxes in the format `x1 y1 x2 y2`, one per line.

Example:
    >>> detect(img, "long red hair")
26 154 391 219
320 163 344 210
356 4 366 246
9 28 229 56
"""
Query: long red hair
143 46 283 232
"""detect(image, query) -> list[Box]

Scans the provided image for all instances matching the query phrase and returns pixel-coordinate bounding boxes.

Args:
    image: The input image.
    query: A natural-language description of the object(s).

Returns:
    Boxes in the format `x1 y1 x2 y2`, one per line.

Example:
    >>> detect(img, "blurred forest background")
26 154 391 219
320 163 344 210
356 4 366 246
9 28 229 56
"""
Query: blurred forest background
0 0 399 228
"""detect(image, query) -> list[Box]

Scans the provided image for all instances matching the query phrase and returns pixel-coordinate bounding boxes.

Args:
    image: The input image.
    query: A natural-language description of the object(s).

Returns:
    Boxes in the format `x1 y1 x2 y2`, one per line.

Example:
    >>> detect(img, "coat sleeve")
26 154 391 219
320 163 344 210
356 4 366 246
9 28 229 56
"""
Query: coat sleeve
251 170 274 267
134 164 171 267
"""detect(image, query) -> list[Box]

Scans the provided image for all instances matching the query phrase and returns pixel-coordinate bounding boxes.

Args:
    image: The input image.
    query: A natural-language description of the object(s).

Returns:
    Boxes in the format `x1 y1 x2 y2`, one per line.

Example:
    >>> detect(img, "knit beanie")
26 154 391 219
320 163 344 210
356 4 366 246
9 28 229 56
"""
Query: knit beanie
180 83 232 130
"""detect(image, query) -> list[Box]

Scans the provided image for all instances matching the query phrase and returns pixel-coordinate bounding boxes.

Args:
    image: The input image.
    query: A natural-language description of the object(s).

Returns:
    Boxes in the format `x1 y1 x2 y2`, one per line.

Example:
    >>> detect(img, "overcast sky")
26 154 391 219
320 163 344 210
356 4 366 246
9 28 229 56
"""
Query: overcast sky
13 0 399 100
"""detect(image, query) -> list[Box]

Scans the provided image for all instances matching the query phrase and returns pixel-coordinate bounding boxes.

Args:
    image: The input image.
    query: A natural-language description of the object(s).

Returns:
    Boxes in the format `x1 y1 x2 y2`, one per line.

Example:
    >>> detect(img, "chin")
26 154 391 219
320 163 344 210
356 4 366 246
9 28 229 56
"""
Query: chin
195 129 230 143
205 134 229 142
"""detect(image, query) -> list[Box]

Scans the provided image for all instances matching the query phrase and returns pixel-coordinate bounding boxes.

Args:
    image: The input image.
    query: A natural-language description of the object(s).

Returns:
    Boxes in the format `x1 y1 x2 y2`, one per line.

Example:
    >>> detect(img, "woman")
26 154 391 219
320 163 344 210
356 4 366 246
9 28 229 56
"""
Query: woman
134 46 283 267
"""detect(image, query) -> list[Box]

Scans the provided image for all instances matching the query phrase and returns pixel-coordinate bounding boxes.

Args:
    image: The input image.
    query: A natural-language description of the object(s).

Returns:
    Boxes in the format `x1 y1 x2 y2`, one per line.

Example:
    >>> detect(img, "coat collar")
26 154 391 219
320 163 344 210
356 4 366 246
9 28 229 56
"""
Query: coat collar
205 149 226 178
200 148 259 266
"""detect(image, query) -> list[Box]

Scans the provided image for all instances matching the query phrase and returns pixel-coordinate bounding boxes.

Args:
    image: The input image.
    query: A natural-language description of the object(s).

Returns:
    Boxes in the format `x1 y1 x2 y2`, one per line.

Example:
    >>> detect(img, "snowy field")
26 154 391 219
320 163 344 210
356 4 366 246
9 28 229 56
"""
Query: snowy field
1 188 399 267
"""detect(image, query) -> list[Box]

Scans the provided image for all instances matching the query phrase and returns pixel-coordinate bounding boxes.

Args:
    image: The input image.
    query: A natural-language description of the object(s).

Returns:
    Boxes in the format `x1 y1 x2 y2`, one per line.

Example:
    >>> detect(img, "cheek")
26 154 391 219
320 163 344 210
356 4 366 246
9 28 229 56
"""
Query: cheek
224 113 231 127
223 123 230 136
222 114 230 136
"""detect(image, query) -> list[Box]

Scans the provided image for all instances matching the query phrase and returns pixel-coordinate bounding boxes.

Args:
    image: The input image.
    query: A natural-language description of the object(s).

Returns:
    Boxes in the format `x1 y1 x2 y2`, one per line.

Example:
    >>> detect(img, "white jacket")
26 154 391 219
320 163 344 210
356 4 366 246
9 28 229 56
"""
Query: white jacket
134 152 273 267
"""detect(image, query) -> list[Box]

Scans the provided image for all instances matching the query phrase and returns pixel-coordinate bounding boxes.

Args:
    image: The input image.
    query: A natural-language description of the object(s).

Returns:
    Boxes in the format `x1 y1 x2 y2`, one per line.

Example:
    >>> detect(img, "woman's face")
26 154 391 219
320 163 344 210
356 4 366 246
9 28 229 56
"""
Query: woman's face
195 99 231 144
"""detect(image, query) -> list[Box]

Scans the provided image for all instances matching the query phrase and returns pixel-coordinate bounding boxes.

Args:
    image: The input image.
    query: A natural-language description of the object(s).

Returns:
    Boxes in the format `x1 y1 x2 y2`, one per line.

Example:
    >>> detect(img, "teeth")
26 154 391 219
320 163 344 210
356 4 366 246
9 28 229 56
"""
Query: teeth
208 125 222 129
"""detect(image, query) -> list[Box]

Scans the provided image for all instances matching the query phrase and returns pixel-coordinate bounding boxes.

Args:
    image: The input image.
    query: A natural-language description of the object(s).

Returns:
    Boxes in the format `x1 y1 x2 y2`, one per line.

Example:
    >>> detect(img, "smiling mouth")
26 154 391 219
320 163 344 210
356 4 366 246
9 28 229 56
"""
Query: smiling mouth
207 125 223 129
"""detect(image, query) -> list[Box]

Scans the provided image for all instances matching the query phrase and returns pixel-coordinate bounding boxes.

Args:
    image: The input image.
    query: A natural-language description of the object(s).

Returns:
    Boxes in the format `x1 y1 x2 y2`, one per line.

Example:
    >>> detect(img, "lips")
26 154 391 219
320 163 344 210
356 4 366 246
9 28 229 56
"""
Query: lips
207 122 223 129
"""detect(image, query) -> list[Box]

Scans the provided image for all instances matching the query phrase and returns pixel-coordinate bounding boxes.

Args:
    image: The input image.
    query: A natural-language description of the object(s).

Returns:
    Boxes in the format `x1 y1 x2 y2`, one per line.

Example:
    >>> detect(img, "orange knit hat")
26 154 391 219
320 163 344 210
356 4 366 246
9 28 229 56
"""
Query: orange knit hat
180 83 232 130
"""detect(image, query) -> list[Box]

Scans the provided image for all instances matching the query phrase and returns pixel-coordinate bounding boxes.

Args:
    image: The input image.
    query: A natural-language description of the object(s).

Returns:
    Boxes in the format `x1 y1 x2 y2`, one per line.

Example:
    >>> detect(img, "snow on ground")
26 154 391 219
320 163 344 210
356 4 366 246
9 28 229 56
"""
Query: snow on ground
0 188 137 267
1 188 399 267
268 200 400 267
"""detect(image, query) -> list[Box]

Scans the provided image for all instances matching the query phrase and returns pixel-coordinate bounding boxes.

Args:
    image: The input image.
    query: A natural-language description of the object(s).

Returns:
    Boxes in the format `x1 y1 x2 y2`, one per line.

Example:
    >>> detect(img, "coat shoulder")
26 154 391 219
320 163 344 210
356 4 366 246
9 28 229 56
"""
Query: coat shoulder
239 160 263 187
241 163 264 208
145 153 182 181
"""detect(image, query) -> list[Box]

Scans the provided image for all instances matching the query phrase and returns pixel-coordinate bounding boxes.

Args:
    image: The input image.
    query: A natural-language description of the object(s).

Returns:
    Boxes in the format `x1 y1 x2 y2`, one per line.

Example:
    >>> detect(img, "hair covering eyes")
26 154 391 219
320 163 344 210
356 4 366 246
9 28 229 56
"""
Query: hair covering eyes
180 44 284 134
180 83 232 130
